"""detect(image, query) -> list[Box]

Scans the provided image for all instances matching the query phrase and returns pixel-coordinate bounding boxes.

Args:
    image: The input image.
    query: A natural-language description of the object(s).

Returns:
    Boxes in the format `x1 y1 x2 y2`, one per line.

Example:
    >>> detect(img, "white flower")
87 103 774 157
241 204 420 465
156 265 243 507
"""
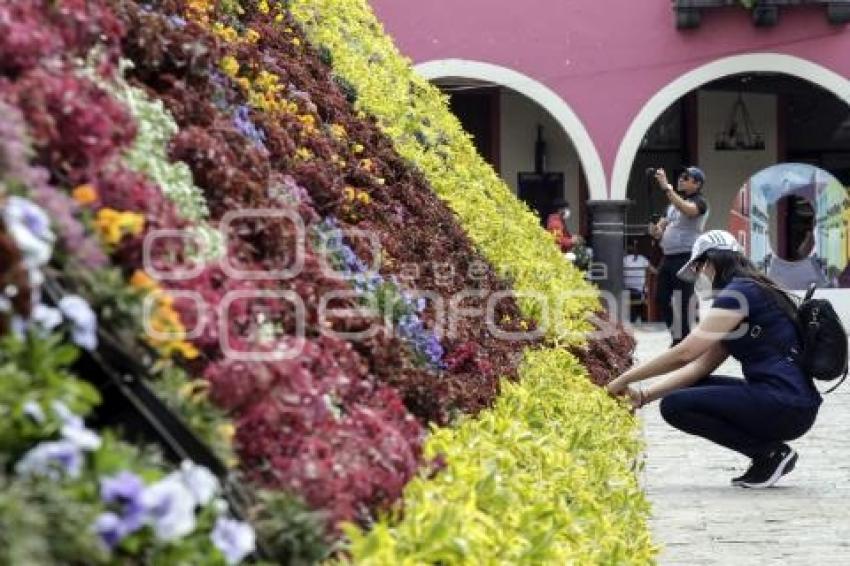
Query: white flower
22 400 45 423
58 295 98 351
31 304 62 332
211 517 256 565
52 400 102 451
15 440 83 479
60 421 102 451
3 196 55 268
176 460 219 506
140 476 198 541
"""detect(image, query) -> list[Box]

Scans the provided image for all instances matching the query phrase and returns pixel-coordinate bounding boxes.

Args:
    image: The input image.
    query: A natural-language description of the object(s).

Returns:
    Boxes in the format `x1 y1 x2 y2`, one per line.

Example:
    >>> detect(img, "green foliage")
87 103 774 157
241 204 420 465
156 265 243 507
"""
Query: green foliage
0 470 109 565
150 364 237 466
337 348 657 564
95 61 224 260
290 0 599 345
288 1 658 562
251 490 333 565
0 332 100 455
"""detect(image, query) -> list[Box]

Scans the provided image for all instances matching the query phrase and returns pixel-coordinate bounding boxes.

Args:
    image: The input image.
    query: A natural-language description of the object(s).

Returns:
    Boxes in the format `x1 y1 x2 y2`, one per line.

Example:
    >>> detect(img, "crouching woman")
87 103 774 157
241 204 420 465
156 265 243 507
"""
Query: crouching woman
606 230 821 488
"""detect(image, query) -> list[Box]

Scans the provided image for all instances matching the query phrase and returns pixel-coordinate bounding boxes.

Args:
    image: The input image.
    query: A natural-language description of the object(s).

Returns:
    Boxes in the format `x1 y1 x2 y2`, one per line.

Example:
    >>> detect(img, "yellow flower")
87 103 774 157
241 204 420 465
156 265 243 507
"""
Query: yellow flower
295 147 313 161
359 158 374 172
330 123 347 139
298 114 316 133
218 423 236 442
220 56 240 78
255 70 279 92
121 211 145 237
274 13 284 23
213 23 239 43
519 320 529 330
245 28 261 43
343 186 356 201
94 208 123 244
130 270 157 291
71 184 98 205
178 380 208 399
173 340 200 360
291 37 301 47
356 191 371 205
236 77 251 92
178 382 195 399
257 0 270 14
352 143 364 154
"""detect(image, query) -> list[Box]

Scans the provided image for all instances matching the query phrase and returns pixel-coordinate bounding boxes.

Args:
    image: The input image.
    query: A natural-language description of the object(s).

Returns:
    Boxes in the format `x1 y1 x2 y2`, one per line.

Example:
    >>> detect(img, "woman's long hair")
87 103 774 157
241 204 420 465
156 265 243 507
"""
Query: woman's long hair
703 248 800 322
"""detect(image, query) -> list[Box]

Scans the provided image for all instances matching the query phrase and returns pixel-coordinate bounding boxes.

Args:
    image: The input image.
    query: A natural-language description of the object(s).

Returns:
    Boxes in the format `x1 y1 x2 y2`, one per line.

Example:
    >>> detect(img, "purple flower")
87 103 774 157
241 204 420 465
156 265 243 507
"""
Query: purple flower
29 184 108 268
94 512 124 549
232 105 266 150
211 517 256 565
100 471 147 534
167 15 187 28
15 440 83 479
58 295 98 351
101 471 145 505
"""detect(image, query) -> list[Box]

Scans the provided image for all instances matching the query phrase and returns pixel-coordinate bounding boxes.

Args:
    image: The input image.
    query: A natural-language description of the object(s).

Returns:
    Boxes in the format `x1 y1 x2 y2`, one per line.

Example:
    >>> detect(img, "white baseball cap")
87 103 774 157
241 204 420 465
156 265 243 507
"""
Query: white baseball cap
677 230 743 282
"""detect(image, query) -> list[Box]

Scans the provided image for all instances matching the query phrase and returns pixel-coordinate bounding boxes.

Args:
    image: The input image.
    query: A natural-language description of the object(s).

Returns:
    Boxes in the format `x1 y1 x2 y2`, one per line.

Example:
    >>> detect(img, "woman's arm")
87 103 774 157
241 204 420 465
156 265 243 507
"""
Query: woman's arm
639 343 729 405
606 306 744 395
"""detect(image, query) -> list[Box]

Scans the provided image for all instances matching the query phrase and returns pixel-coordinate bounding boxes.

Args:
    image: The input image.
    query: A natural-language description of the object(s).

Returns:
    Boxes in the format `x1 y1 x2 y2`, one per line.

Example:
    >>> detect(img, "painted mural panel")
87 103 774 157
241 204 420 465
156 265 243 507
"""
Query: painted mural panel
731 163 850 289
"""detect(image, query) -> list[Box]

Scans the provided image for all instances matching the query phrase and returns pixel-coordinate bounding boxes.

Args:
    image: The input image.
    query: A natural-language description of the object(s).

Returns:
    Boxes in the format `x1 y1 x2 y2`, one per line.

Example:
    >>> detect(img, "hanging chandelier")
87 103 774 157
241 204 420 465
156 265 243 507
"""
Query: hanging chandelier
714 93 765 151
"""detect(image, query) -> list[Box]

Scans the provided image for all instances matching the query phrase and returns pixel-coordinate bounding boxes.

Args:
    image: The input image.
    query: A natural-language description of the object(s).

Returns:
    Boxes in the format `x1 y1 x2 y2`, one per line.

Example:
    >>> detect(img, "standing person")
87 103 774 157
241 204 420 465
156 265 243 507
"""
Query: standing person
606 230 821 488
623 239 653 322
546 198 583 254
649 166 709 346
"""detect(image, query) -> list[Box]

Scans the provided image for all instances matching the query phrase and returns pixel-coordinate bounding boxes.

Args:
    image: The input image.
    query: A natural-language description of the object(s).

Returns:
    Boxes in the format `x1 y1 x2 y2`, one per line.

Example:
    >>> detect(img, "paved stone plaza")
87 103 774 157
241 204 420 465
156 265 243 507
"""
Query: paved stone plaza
633 325 850 565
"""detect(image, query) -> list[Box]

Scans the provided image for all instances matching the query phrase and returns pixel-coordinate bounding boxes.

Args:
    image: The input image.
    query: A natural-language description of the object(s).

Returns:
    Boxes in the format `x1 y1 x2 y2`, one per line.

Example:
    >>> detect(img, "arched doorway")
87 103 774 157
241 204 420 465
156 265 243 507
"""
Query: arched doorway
613 54 850 202
612 54 850 318
415 59 607 237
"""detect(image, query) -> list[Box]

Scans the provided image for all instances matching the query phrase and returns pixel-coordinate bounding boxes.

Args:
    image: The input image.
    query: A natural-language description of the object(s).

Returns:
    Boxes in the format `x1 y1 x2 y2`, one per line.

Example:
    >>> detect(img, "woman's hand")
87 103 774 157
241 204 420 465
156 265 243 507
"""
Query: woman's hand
604 378 626 397
625 384 644 410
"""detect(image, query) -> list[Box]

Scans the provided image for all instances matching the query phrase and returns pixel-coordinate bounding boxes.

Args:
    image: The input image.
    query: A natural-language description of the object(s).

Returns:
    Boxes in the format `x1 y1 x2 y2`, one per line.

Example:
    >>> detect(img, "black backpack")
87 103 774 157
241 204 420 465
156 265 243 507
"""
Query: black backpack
792 283 848 393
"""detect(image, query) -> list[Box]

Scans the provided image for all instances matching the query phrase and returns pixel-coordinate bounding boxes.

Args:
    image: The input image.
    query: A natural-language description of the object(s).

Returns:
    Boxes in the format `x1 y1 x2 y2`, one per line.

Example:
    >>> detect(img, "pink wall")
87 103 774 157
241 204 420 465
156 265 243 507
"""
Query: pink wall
370 0 850 197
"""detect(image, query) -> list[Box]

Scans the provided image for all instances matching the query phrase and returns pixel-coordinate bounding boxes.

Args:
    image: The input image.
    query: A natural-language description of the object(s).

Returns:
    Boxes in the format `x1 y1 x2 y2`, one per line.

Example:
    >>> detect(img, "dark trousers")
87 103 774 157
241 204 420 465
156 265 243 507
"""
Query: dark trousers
656 252 694 343
660 376 818 459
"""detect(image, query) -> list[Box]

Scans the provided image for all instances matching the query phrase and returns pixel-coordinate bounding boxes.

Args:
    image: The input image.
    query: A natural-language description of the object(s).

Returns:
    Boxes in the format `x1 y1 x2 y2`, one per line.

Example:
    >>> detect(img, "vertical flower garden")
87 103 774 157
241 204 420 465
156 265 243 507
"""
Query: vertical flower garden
0 0 655 564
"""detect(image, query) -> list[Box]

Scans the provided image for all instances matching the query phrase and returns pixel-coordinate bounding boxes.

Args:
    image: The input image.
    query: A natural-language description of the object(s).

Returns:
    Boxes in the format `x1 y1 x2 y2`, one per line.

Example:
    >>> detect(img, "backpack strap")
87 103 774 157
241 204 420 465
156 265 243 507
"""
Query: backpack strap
822 366 848 394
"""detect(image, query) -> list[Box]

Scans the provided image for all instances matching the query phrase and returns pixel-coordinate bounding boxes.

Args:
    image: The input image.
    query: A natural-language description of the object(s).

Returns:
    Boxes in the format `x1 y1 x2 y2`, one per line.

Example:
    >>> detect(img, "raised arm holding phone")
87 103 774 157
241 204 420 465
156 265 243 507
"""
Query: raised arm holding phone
649 166 709 346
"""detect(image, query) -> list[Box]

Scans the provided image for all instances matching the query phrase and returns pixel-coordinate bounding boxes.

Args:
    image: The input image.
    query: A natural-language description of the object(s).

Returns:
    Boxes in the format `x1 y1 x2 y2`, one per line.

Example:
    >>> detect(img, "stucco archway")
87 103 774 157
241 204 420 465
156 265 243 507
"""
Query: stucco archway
612 53 850 201
415 59 608 201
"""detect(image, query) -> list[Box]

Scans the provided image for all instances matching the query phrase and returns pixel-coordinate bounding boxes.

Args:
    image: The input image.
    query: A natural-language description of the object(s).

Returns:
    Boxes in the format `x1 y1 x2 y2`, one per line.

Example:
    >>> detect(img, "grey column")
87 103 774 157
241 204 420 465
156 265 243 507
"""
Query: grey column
586 200 629 302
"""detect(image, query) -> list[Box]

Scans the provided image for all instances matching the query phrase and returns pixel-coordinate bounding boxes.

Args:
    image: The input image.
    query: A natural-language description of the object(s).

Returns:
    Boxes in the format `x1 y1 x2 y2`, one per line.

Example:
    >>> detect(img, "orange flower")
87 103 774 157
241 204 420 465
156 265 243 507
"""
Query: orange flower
71 184 98 206
130 270 157 291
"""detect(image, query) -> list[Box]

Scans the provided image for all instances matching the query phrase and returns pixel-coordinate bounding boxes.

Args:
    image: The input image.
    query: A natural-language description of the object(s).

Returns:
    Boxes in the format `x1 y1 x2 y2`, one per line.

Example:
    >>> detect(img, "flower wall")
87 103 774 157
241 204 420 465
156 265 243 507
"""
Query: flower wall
0 0 654 562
